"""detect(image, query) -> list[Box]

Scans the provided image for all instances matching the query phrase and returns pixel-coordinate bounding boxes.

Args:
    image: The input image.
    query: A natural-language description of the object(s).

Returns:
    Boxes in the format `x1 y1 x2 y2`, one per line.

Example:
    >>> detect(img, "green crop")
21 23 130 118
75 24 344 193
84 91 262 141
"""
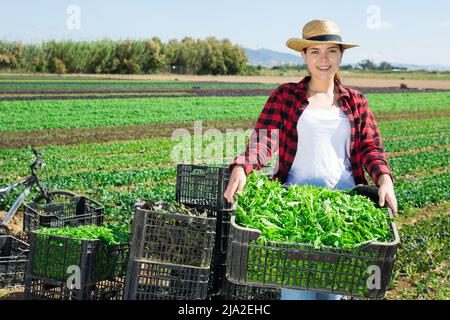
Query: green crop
138 199 209 217
1 92 448 131
32 224 130 282
36 224 129 245
135 200 215 267
235 172 395 249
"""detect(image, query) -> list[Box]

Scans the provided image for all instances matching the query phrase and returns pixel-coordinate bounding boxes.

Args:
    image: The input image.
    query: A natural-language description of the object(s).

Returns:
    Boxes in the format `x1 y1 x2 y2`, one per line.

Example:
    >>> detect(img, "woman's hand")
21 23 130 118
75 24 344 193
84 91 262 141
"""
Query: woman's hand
224 166 247 204
378 174 398 216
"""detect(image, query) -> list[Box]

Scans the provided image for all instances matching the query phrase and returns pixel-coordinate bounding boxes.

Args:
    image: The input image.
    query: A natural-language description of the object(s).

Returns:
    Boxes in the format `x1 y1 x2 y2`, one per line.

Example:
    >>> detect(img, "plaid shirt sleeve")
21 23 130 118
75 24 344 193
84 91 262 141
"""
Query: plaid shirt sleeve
359 95 394 186
230 87 283 175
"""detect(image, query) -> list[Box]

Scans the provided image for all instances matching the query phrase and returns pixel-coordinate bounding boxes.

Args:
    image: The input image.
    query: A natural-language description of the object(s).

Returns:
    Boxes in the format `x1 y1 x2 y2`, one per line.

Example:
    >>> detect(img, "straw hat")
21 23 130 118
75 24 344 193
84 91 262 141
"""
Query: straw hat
286 20 358 52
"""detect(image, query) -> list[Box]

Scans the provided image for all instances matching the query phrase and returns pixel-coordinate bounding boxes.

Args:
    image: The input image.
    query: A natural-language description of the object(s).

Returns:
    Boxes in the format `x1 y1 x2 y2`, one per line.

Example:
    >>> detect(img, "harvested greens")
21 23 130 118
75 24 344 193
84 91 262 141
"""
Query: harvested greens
134 200 216 267
32 224 130 281
235 172 395 249
136 199 208 217
36 224 130 245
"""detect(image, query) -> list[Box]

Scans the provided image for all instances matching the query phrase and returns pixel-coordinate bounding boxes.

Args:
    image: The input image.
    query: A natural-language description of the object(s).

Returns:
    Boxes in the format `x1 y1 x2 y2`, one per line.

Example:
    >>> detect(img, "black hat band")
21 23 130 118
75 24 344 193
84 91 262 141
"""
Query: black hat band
305 34 342 42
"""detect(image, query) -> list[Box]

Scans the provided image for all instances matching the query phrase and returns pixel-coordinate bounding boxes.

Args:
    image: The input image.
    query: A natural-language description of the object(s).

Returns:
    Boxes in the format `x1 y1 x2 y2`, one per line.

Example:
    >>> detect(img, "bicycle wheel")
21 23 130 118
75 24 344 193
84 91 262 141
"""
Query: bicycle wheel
33 189 79 204
0 224 10 236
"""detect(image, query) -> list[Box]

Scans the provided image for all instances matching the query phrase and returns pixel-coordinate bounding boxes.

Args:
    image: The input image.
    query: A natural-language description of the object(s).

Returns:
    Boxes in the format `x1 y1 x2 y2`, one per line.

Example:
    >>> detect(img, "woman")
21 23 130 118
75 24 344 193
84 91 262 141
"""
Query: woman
224 19 398 300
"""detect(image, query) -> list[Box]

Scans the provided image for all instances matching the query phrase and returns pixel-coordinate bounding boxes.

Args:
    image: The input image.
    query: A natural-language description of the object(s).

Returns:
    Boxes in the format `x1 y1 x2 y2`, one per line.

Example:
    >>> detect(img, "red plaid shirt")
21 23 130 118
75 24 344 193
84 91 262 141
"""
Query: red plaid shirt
231 76 393 187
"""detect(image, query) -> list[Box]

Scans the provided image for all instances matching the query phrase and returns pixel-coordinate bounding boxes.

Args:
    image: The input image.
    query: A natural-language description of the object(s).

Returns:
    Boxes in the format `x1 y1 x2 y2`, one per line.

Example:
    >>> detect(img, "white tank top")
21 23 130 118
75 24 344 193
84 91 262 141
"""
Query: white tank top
285 106 356 191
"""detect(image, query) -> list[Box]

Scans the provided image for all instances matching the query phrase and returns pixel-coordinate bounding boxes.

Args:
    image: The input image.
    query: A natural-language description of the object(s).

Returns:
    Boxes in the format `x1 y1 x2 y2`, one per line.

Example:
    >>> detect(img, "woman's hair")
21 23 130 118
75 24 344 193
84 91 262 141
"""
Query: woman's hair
303 45 344 83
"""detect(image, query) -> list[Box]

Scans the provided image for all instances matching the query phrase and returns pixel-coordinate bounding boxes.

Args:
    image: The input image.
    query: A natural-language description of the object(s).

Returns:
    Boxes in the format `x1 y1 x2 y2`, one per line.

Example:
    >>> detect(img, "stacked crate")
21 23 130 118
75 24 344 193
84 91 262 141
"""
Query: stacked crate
174 164 280 300
175 164 233 298
24 232 129 300
124 201 217 300
0 235 29 289
4 195 104 296
24 196 104 234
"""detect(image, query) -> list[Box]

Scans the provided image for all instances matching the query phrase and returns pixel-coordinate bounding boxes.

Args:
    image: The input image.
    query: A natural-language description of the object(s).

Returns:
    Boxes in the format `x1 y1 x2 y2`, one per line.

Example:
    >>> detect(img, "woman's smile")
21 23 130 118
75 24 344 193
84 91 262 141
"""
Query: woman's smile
317 66 332 71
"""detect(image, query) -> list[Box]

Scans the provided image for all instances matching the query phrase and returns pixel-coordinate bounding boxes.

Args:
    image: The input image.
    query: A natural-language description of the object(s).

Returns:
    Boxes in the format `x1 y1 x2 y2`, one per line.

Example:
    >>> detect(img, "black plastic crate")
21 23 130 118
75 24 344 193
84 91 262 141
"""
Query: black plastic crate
208 262 227 298
131 202 217 268
24 232 129 300
224 280 281 300
226 211 400 299
0 235 29 288
212 209 232 261
24 196 104 234
124 259 210 300
208 209 232 297
25 277 125 300
176 164 232 210
208 265 281 300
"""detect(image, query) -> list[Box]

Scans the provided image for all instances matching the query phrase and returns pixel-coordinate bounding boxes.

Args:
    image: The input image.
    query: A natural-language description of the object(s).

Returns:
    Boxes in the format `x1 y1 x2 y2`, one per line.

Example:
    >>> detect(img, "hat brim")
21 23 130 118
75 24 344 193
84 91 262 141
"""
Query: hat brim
286 38 359 52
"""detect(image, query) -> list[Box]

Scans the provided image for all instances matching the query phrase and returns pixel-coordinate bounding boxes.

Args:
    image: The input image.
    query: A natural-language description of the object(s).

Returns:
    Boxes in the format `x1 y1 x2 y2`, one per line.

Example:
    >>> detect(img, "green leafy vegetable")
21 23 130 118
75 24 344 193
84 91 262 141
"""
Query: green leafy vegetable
36 224 130 245
235 172 395 249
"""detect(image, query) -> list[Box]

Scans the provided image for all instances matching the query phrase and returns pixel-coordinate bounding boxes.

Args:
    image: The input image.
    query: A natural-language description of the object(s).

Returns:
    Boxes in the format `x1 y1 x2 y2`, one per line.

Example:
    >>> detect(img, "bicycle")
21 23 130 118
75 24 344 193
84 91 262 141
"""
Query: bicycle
0 148 77 235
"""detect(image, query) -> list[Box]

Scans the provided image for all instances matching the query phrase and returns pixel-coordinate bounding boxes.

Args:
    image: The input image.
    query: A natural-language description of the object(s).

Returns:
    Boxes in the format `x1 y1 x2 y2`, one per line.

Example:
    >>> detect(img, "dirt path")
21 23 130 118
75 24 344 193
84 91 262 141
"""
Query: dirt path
3 73 450 89
0 211 24 235
1 87 447 102
397 201 449 229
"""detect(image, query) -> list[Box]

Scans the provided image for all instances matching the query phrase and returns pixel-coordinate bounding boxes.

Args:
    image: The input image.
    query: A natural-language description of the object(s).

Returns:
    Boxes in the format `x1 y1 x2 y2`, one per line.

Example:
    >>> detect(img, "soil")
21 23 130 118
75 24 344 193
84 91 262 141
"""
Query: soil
389 145 450 158
0 86 448 101
397 201 449 229
1 110 449 148
0 210 24 236
385 277 415 300
0 287 24 300
386 260 449 300
3 73 450 89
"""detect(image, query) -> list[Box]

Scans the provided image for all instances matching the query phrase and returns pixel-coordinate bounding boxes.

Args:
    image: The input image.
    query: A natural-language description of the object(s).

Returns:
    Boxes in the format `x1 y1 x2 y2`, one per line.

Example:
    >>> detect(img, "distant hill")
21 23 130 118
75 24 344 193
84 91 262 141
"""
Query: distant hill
389 63 450 72
245 48 303 68
245 48 450 72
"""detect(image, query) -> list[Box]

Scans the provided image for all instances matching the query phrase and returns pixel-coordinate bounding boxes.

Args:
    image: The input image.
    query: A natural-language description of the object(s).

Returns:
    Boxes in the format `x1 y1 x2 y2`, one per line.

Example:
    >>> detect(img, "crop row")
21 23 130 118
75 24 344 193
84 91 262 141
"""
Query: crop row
0 128 448 180
1 163 446 226
11 145 443 196
91 181 177 224
395 173 449 210
99 172 449 224
0 96 267 131
389 149 449 178
0 129 448 181
393 214 449 277
1 117 448 160
390 262 449 300
388 215 449 300
378 117 450 133
0 91 193 98
383 133 448 153
1 93 448 132
0 81 278 90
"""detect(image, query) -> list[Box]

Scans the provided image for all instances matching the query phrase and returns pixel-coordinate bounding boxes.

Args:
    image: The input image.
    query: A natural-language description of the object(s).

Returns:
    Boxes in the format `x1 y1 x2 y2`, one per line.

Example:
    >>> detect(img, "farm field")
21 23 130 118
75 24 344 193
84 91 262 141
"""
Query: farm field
3 72 450 87
0 76 448 300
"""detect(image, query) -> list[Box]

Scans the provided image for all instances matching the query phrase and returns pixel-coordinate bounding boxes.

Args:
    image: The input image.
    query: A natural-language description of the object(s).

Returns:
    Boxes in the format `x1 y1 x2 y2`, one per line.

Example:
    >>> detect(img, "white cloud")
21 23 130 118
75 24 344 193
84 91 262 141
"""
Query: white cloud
441 21 450 27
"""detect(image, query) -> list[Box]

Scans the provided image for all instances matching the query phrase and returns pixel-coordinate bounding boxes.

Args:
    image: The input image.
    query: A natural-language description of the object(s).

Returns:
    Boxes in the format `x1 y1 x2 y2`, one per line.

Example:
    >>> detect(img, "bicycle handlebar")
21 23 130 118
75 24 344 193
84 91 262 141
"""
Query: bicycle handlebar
30 147 45 174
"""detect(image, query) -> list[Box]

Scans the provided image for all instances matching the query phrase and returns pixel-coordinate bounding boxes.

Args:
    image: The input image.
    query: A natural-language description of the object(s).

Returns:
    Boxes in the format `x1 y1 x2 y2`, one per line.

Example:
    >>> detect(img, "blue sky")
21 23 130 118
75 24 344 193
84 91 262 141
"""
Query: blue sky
1 0 450 65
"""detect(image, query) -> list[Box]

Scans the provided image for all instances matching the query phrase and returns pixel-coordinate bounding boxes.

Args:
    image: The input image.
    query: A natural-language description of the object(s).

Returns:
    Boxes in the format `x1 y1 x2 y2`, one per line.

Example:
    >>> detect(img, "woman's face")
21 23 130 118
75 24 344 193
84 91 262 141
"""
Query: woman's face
301 44 343 81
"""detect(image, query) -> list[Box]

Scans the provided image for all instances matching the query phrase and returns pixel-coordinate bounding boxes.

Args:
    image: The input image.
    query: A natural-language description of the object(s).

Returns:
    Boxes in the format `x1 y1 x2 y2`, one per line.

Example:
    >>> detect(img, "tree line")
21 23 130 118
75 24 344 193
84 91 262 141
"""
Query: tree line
0 37 249 75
